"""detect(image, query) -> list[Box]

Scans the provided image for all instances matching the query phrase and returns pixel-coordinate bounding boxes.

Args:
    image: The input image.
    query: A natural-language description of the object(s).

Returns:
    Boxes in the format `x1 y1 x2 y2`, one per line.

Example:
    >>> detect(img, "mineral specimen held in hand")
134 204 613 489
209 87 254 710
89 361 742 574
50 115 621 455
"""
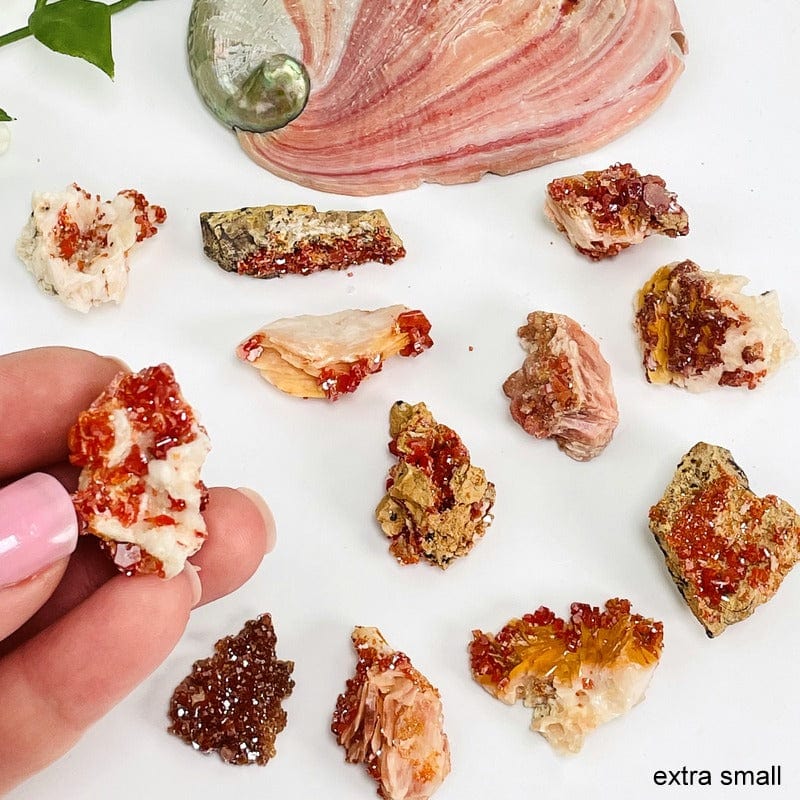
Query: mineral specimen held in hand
16 183 166 312
503 312 619 461
545 163 689 260
200 204 405 278
68 364 210 579
469 599 664 753
376 401 495 568
634 260 795 390
332 626 451 800
168 614 295 765
649 443 800 637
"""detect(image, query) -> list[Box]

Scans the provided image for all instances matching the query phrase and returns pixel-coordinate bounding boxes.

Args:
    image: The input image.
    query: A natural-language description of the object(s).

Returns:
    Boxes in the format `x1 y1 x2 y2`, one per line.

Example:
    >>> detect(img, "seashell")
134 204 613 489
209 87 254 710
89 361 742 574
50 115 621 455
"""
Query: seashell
188 0 310 132
211 0 688 195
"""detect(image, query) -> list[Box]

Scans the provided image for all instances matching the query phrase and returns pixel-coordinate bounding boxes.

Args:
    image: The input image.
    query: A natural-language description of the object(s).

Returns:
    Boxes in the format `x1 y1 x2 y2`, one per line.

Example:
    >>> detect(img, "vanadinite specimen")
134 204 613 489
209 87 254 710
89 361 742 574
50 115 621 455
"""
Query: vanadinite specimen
545 163 688 259
68 364 210 579
634 260 795 390
503 311 619 461
332 627 451 800
237 306 433 400
469 599 663 753
200 204 405 277
168 614 295 765
16 183 166 312
376 401 495 568
649 442 800 637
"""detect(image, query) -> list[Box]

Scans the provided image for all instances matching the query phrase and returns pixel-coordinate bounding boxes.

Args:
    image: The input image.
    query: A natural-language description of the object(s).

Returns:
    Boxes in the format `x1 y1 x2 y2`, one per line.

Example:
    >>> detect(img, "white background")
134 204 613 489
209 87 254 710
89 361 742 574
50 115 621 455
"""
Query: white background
2 1 799 797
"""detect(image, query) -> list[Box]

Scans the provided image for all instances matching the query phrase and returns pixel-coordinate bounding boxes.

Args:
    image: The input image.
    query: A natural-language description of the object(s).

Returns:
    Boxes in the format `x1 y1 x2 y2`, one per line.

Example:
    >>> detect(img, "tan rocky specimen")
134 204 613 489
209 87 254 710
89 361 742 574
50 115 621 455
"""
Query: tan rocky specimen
376 401 495 568
649 442 800 636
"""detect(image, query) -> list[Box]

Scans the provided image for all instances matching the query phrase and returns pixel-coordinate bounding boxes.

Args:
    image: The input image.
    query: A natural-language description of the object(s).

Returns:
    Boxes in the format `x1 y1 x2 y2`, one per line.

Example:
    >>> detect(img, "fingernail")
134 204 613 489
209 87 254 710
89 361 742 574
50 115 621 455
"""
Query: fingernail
183 561 203 608
103 355 131 374
236 487 277 553
0 473 78 589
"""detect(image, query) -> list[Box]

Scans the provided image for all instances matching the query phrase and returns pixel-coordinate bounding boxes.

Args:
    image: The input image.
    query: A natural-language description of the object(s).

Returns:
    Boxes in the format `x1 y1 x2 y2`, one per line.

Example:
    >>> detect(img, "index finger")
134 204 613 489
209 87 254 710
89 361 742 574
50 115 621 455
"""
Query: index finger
0 347 125 480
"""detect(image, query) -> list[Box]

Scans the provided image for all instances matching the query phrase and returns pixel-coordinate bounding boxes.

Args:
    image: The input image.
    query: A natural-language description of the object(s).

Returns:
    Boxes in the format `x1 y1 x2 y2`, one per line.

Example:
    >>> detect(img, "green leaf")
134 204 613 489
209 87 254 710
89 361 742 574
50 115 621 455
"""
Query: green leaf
28 0 114 79
0 108 13 122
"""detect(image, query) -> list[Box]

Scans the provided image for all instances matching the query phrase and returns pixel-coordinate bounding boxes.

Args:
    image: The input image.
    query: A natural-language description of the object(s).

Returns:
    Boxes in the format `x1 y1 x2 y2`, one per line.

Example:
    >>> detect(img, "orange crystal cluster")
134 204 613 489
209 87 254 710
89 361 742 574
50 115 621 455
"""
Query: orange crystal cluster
470 599 662 692
634 261 794 390
636 261 740 384
470 600 663 752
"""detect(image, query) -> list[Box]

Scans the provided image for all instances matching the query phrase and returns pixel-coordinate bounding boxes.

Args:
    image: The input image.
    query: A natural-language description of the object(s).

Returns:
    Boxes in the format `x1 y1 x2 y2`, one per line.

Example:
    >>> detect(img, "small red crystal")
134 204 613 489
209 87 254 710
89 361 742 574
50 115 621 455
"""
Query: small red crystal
396 310 434 356
318 356 383 400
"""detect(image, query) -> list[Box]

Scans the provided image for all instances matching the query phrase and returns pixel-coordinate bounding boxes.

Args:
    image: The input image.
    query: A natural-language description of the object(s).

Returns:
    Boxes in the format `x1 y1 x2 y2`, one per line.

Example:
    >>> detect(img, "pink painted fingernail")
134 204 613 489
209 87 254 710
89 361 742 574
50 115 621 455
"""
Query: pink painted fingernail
0 473 78 589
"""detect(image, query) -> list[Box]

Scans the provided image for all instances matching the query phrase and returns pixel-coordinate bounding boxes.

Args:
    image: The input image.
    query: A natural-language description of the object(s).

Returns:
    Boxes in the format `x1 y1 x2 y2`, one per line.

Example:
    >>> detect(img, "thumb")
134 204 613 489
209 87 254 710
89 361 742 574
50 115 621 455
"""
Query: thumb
0 473 78 640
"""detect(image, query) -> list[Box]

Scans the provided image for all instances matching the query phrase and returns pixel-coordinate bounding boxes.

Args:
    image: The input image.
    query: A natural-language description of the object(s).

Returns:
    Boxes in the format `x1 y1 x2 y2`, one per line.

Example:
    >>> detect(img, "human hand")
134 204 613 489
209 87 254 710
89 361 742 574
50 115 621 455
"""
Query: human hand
0 347 275 794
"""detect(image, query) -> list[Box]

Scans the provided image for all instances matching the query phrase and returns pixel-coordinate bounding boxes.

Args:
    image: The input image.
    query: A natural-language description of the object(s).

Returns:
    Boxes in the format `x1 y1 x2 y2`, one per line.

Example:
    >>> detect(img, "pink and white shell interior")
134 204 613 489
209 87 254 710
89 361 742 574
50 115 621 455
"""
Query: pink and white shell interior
239 0 687 194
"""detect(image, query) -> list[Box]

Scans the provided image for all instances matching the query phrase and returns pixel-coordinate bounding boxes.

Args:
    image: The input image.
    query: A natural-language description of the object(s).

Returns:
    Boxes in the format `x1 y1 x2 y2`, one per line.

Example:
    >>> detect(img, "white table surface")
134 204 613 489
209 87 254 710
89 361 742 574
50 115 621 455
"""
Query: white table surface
2 1 799 798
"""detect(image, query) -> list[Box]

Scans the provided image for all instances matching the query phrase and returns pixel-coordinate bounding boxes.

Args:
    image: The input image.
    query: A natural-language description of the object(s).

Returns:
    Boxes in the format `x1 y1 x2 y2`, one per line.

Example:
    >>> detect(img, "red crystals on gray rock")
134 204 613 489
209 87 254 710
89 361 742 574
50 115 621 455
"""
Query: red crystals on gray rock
236 229 405 277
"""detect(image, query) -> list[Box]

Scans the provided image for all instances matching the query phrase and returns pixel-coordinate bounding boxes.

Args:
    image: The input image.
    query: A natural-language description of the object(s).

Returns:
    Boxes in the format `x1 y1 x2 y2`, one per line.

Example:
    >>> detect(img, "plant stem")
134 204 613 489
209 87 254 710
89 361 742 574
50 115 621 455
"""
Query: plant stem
0 0 142 49
108 0 142 12
0 26 30 48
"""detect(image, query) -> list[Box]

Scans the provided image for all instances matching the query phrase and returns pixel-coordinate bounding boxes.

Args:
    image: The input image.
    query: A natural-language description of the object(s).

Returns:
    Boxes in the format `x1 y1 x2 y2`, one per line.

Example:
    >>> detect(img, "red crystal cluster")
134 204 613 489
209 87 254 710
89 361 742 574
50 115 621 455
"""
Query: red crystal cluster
546 163 688 259
315 311 432 400
396 310 434 356
503 311 619 461
636 261 735 380
52 184 165 270
168 615 295 765
238 229 405 277
649 443 800 635
386 420 469 512
319 357 382 400
635 260 780 389
331 645 417 786
69 364 208 576
650 474 780 609
120 188 168 241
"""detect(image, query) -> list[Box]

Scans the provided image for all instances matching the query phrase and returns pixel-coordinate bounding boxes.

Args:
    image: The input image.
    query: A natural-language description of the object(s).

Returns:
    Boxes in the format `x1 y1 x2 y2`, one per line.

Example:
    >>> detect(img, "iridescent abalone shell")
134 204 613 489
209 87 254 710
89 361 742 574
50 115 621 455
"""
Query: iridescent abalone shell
187 0 309 132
